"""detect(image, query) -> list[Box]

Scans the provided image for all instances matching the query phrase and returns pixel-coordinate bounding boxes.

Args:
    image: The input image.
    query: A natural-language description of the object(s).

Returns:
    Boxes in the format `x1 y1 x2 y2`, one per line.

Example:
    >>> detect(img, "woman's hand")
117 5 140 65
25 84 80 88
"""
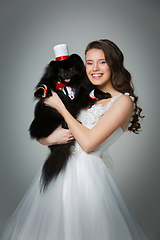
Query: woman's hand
36 126 74 146
43 91 64 113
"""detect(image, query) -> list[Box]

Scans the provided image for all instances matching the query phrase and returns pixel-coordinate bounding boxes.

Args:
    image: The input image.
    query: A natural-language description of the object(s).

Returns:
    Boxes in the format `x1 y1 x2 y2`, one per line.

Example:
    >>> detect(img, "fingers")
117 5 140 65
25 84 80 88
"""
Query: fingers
65 130 74 143
55 127 74 144
67 136 74 142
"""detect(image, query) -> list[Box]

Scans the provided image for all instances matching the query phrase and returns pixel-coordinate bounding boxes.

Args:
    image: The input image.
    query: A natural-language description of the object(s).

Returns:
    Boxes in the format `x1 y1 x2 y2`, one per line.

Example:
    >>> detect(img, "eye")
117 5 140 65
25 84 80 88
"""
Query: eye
70 67 74 71
86 62 93 65
99 61 106 64
60 69 64 73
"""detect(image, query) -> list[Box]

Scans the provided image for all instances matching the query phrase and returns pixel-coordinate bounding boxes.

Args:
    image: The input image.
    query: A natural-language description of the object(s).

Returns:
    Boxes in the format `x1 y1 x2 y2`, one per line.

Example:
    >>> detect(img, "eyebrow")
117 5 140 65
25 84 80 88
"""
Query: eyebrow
86 58 106 62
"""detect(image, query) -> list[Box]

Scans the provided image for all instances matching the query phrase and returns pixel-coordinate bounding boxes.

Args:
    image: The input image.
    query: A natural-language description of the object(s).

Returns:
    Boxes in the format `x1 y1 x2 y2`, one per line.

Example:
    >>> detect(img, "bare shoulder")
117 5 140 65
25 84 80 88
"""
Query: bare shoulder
120 94 133 104
101 94 134 132
114 94 133 109
106 94 134 119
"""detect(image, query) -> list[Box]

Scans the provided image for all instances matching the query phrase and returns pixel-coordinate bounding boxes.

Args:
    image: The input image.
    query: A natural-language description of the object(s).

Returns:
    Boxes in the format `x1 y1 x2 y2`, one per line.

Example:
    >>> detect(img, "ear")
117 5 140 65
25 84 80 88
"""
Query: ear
48 60 61 74
70 54 83 62
49 60 56 67
49 60 65 68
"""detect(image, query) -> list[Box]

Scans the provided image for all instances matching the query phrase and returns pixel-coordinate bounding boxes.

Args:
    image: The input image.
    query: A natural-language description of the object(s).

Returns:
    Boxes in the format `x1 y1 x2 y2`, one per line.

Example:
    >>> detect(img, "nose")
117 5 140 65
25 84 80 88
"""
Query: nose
93 63 99 72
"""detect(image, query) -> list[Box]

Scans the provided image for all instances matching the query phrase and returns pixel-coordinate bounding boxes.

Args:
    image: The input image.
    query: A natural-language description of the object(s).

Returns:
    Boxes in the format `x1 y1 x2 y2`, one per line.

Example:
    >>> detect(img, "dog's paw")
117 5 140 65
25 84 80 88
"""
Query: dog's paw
34 84 52 98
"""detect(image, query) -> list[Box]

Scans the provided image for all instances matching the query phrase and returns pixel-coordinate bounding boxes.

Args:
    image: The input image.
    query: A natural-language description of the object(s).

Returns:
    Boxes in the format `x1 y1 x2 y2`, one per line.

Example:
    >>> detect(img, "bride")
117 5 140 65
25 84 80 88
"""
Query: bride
1 39 148 240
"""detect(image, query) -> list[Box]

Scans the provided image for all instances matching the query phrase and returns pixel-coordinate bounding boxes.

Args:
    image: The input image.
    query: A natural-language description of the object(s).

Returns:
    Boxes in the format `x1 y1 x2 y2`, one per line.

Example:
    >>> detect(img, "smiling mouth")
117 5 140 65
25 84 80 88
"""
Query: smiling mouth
64 79 71 82
92 73 103 78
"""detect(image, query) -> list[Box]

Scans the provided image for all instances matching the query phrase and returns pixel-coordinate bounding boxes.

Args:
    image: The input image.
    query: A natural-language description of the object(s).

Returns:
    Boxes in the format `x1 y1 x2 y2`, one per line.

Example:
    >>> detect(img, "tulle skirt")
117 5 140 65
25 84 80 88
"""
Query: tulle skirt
1 151 149 240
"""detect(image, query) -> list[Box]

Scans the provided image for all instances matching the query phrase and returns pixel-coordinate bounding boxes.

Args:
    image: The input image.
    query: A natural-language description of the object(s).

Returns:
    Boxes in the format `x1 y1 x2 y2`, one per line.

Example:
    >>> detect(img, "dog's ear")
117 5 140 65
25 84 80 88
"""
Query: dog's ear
70 54 83 62
47 60 61 76
49 60 56 67
69 54 85 72
49 60 67 69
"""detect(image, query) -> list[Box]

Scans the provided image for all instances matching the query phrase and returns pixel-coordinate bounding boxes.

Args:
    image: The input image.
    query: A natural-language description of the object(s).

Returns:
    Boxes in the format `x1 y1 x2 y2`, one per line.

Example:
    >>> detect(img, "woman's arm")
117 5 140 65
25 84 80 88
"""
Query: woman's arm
36 125 74 146
44 92 133 152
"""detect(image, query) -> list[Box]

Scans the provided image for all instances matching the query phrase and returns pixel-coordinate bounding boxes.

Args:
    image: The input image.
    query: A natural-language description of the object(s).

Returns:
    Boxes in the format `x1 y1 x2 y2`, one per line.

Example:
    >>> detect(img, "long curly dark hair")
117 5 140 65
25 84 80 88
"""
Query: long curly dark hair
85 39 144 133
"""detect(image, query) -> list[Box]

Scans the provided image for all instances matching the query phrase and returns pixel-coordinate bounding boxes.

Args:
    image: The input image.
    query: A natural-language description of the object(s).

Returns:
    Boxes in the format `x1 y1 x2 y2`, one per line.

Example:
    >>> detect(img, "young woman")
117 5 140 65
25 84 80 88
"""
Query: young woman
1 40 148 240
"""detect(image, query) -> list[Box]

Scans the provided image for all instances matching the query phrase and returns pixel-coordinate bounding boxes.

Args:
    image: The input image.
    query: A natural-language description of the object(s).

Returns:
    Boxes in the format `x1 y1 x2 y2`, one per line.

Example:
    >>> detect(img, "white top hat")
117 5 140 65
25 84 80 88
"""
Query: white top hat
53 44 69 61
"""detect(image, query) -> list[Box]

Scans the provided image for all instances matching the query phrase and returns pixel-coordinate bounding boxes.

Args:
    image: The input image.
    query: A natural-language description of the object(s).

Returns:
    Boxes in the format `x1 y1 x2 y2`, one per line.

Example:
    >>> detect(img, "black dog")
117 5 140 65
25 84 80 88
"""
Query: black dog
29 53 110 190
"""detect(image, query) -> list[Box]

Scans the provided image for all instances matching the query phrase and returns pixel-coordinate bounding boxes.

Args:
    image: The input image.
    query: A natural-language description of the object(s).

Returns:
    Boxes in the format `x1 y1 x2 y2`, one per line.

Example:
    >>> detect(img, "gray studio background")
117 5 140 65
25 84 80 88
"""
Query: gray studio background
0 0 159 239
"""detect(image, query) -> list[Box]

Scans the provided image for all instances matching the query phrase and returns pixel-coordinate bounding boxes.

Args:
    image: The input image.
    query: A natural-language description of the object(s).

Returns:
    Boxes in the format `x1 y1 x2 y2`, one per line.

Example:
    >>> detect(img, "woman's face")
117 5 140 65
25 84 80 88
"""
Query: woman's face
85 48 111 91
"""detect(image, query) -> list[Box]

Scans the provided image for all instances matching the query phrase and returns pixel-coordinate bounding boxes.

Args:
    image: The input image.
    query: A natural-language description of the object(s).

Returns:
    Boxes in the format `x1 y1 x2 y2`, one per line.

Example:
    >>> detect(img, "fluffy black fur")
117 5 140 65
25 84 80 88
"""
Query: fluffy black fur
29 53 111 191
29 54 96 190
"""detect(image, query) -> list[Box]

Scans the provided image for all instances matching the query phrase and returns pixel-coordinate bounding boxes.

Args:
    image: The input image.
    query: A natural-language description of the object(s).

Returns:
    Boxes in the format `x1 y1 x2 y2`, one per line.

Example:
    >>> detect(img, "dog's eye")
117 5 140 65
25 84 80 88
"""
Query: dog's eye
60 69 64 73
70 67 74 71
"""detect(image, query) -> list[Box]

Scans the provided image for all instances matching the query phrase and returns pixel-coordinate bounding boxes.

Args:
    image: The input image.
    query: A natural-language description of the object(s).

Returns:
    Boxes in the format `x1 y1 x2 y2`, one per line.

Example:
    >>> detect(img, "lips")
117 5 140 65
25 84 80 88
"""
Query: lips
64 79 71 82
92 73 103 78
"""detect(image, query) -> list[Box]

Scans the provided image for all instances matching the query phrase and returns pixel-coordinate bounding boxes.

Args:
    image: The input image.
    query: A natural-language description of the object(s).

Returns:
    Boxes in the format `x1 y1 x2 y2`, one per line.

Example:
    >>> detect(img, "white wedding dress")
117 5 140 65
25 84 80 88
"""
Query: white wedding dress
1 94 149 240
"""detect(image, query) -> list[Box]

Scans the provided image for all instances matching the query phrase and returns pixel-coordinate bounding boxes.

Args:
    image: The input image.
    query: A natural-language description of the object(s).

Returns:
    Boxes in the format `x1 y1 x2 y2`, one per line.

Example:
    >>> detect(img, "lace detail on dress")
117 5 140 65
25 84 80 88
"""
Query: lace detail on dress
77 104 108 125
77 92 134 134
73 96 122 155
77 93 123 125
